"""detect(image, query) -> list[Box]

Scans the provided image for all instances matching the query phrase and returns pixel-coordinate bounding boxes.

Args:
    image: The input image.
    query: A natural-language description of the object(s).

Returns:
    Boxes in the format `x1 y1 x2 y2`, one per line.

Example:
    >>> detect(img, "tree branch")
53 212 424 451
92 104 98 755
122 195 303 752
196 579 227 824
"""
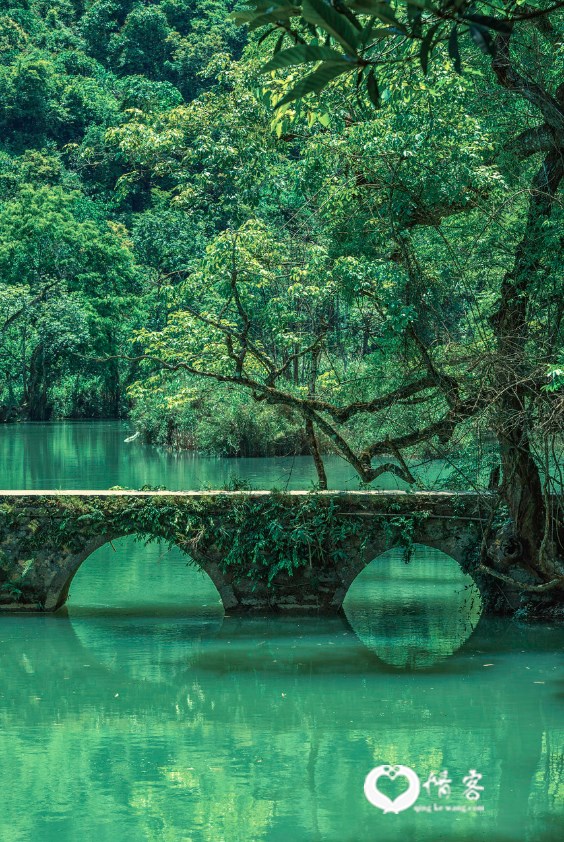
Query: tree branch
360 396 483 460
478 564 564 592
304 418 328 489
505 124 562 160
492 27 564 134
330 375 437 421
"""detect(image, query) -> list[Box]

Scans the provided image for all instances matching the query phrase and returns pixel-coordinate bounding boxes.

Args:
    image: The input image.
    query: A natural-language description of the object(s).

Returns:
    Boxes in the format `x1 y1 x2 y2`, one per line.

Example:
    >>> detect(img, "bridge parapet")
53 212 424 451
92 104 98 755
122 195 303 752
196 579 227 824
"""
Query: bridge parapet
0 490 494 613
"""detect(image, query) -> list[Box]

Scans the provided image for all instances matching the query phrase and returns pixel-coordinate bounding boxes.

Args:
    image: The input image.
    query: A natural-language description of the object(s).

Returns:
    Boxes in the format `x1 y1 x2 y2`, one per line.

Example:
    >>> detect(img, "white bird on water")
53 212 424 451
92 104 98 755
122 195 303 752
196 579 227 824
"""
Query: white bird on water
124 431 140 443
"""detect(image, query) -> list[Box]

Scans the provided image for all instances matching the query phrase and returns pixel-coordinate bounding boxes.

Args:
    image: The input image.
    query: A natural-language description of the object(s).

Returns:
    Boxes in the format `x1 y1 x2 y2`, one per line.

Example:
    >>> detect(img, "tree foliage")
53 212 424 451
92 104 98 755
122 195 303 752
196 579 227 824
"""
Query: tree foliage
0 0 562 598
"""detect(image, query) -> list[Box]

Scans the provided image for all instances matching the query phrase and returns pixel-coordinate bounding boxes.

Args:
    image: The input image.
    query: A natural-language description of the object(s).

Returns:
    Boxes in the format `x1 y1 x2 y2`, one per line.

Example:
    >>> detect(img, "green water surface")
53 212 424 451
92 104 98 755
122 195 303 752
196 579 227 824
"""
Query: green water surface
0 422 562 841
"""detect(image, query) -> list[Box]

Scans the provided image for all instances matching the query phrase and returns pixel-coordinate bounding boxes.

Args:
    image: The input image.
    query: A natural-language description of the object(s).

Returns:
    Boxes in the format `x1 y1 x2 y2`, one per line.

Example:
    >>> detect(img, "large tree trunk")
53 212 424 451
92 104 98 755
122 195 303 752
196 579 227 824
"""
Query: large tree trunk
305 418 328 489
497 423 545 567
492 149 564 575
25 343 52 421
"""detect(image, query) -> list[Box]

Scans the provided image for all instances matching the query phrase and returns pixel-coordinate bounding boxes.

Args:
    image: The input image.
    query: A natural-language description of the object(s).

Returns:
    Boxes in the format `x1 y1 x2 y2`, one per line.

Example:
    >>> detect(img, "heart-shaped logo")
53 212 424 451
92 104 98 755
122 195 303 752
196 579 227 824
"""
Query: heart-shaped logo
364 764 420 814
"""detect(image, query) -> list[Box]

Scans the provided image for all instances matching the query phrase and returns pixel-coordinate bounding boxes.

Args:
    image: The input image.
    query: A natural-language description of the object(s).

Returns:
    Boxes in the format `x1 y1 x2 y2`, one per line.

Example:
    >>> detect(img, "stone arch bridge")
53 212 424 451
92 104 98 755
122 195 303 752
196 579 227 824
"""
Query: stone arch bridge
0 490 496 614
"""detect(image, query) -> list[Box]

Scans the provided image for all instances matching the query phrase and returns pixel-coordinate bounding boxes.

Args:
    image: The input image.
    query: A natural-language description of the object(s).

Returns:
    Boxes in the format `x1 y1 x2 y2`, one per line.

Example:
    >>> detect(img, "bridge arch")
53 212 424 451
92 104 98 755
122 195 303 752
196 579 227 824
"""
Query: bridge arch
44 532 239 613
330 516 484 612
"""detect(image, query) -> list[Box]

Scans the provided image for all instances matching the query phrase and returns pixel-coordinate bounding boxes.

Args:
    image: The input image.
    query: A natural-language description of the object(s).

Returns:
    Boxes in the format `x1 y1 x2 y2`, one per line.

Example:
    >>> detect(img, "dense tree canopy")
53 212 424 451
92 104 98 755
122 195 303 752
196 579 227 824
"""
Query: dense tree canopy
0 0 243 419
0 0 562 598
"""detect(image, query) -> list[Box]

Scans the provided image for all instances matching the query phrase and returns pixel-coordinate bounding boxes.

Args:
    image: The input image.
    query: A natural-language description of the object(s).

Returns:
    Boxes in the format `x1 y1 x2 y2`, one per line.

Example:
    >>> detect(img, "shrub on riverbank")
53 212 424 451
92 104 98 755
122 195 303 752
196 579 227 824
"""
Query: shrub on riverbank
130 387 310 457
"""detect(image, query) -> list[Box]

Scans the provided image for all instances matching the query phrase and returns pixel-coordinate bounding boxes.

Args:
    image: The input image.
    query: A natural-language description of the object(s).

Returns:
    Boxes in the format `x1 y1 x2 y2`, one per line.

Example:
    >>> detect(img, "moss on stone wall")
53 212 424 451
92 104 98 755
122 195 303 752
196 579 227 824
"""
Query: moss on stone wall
0 491 488 610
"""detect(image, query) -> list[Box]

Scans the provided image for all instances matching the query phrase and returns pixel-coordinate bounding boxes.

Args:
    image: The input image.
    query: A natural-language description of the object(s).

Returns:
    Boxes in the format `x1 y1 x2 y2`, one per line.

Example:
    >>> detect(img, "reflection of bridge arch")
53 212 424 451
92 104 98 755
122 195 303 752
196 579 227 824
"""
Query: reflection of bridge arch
0 490 492 614
343 544 483 669
2 607 558 841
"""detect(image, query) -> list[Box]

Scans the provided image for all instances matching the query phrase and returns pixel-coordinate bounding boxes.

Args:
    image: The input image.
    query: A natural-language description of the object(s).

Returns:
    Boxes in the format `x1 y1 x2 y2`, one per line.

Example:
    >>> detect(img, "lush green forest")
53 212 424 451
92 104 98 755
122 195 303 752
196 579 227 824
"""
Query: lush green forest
0 0 563 594
0 0 246 426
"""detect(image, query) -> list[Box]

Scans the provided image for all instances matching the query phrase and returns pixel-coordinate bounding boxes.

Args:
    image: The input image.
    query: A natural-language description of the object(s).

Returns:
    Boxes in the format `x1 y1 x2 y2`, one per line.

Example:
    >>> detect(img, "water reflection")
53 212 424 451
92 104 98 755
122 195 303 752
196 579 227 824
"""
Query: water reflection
0 509 562 839
66 537 224 683
65 539 483 676
343 546 483 669
0 420 450 490
0 608 562 840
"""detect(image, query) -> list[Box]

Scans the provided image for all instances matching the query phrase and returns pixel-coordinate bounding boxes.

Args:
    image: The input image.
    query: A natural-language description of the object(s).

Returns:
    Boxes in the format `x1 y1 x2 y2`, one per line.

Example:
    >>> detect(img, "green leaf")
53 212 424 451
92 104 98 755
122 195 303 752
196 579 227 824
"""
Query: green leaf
232 1 295 26
465 14 511 35
235 4 299 32
358 21 395 47
257 26 278 45
301 0 360 53
347 0 407 31
262 45 352 73
275 61 352 108
469 24 496 57
419 21 441 75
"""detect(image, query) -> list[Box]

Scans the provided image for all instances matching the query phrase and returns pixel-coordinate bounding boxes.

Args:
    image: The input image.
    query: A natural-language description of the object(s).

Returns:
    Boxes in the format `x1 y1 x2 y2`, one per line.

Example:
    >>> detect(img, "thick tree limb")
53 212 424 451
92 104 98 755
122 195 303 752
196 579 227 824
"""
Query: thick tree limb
505 124 562 160
329 375 437 421
478 564 564 592
492 28 564 134
360 395 484 461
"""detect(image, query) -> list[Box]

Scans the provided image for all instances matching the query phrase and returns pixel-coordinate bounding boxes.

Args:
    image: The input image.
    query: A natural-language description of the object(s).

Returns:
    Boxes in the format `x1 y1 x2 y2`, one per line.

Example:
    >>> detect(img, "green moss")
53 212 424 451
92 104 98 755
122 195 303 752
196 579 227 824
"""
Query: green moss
0 493 435 596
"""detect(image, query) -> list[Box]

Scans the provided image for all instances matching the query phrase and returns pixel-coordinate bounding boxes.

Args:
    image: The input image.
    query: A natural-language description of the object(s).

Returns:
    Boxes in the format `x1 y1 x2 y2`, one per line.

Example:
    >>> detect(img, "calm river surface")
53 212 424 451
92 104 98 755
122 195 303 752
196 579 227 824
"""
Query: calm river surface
0 422 562 841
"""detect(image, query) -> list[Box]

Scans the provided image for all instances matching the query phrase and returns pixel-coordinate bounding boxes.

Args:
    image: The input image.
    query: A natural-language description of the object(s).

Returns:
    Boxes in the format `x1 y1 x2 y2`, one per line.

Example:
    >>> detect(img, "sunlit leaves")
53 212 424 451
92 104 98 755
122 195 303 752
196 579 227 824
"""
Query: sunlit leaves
262 44 351 71
275 60 352 106
301 0 361 53
544 365 564 393
234 0 554 111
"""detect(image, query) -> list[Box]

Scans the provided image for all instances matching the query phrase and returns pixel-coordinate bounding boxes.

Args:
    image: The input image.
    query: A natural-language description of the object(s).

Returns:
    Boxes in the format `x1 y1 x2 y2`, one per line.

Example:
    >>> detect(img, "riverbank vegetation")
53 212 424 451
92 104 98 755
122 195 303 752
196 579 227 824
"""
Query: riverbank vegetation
0 1 563 602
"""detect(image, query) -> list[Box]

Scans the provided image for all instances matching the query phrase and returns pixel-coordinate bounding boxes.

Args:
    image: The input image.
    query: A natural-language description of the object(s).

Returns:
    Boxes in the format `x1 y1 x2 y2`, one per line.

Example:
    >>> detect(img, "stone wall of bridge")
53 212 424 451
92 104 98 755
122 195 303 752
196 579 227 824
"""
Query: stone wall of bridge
0 490 494 613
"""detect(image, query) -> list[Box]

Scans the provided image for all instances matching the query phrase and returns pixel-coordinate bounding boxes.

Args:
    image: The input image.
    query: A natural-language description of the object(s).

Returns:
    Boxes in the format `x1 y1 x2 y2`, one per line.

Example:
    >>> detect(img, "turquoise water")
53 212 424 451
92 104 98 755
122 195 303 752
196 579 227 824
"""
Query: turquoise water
0 422 562 840
0 420 452 490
